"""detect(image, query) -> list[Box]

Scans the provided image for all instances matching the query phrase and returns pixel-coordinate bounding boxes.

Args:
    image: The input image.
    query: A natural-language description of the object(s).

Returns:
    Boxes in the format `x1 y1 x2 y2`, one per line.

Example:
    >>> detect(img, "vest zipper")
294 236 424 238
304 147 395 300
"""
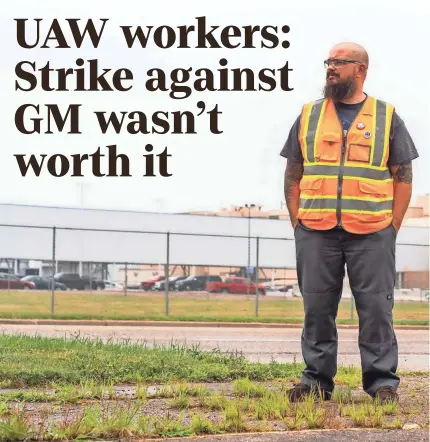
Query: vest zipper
336 129 347 225
332 95 368 228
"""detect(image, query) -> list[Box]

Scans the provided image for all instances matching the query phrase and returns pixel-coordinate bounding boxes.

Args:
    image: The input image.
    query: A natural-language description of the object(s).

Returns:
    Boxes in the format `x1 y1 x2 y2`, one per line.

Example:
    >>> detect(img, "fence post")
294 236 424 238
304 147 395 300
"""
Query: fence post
90 262 93 294
164 232 170 315
255 236 260 318
51 226 56 314
124 263 128 296
7 259 11 291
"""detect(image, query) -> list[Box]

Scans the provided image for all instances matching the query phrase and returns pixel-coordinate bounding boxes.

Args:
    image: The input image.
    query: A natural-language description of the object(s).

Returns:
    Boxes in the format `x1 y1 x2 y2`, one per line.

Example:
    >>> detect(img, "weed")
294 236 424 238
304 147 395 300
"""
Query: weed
332 388 353 405
151 385 174 398
136 382 147 401
233 379 267 398
169 391 189 410
283 412 305 431
0 407 32 442
193 385 210 397
380 401 398 415
151 412 192 437
296 394 325 429
94 401 142 438
335 365 362 389
222 402 248 433
0 402 8 417
205 392 228 411
341 403 385 428
354 393 373 404
190 413 218 435
237 397 253 413
196 386 211 408
253 390 290 421
383 417 403 429
48 406 95 440
135 415 151 436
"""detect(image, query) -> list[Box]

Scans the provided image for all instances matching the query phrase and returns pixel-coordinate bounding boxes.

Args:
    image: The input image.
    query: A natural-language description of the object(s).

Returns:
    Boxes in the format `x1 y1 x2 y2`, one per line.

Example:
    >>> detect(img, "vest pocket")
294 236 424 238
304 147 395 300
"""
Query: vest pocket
348 143 371 163
316 132 341 163
300 178 323 192
358 180 388 198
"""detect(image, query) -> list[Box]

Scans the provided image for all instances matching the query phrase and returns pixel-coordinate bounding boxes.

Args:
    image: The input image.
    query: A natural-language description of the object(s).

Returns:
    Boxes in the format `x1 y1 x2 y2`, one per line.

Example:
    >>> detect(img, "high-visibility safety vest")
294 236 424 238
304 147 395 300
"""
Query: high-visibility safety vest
298 95 395 234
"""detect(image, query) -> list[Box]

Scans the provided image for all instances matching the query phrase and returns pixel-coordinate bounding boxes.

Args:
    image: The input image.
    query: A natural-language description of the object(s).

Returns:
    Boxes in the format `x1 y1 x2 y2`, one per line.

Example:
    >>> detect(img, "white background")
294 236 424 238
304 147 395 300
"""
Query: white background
0 0 429 214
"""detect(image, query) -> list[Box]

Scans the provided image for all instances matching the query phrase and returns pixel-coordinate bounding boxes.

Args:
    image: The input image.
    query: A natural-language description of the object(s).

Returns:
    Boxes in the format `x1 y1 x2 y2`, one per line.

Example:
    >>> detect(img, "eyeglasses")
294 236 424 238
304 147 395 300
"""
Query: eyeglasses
324 59 363 68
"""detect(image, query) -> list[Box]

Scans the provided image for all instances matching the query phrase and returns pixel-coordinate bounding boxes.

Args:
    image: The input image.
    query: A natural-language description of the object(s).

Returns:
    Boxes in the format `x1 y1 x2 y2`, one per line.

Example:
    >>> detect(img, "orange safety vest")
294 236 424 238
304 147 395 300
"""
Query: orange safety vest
298 95 395 234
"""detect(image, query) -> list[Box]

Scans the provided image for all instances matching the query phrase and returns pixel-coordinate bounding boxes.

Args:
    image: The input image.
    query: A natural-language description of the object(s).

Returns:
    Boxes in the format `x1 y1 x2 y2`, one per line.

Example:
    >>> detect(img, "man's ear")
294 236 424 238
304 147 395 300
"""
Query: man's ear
357 64 367 77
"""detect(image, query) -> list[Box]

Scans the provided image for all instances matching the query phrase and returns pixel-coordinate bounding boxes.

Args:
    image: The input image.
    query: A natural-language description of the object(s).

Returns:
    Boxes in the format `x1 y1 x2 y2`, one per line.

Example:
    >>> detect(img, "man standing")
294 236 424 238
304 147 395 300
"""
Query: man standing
280 42 418 403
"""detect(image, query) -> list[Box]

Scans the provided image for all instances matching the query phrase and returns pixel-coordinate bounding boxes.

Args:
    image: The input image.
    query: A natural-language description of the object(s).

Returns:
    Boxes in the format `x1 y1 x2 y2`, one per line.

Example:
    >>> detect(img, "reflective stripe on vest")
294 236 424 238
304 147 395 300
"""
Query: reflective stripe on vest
297 95 395 234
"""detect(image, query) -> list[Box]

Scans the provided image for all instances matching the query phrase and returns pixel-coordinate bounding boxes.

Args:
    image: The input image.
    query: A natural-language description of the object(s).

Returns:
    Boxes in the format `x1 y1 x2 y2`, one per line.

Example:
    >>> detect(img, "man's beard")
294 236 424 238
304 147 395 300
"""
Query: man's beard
323 73 357 101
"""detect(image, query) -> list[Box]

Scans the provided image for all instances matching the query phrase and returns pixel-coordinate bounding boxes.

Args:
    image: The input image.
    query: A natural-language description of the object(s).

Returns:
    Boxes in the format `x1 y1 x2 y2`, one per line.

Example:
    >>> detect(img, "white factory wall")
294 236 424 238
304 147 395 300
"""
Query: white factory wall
0 203 428 271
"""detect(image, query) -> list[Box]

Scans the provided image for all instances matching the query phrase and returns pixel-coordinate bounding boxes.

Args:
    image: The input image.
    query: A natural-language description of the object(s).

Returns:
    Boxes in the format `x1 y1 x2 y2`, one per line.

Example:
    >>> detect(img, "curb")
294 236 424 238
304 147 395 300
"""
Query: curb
0 319 427 330
143 428 427 441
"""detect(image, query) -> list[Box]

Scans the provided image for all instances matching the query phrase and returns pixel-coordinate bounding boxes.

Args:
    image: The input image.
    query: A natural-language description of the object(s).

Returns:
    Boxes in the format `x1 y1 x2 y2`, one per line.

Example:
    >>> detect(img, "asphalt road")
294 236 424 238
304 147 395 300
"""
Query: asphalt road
1 324 428 371
152 429 429 442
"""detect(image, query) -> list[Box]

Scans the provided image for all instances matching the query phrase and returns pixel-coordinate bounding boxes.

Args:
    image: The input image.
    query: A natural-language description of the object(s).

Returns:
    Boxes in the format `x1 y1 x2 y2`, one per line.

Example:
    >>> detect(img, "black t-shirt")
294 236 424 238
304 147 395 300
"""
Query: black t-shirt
280 98 419 165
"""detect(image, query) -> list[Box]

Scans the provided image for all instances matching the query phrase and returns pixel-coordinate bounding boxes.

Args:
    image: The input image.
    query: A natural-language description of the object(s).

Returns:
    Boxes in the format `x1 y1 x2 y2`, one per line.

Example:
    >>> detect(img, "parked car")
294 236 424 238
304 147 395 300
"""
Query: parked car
21 275 67 290
154 276 187 291
0 273 35 290
140 276 165 291
103 280 123 290
278 284 293 292
53 272 105 290
206 276 266 295
175 275 222 291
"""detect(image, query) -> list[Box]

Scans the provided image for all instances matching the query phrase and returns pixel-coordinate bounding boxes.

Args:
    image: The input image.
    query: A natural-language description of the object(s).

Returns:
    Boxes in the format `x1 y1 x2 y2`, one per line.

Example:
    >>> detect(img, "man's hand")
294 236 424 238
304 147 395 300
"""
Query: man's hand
389 161 413 234
284 158 304 228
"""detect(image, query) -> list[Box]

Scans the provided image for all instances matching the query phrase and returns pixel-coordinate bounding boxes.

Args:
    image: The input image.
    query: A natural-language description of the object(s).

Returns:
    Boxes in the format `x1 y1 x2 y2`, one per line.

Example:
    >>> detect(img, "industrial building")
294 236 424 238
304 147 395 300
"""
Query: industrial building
0 198 428 290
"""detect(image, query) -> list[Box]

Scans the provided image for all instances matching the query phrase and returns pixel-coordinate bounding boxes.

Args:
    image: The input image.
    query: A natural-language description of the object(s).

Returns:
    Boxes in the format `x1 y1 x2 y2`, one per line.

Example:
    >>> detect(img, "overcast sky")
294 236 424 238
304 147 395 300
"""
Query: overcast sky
1 0 429 214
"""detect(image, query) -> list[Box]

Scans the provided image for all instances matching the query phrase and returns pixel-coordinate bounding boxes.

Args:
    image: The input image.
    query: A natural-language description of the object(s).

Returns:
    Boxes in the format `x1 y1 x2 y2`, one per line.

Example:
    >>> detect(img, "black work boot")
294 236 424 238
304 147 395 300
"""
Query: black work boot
287 383 331 402
374 386 399 404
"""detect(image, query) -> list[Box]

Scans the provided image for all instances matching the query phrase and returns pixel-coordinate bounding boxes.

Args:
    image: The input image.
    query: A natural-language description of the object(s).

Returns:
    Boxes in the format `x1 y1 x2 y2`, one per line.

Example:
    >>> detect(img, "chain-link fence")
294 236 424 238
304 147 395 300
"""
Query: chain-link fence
0 223 428 323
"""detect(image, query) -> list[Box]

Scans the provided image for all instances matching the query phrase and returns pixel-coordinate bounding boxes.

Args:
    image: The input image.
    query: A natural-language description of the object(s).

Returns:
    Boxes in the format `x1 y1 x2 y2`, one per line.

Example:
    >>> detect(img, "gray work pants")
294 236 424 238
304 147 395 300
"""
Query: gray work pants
294 222 399 396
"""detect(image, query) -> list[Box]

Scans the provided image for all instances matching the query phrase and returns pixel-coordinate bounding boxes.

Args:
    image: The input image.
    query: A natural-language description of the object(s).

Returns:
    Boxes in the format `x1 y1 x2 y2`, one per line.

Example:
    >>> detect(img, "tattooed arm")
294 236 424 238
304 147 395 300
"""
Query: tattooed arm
284 158 304 228
389 161 413 232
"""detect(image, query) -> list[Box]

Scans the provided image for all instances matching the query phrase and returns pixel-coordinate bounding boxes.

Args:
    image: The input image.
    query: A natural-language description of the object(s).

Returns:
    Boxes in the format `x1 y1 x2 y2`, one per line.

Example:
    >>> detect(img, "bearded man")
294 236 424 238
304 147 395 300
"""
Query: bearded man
280 42 419 404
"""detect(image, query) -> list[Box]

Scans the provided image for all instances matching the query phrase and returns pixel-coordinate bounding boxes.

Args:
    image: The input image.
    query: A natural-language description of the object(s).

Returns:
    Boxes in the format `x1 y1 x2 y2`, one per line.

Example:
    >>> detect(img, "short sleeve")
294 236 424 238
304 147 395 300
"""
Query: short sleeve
387 112 419 166
280 114 303 162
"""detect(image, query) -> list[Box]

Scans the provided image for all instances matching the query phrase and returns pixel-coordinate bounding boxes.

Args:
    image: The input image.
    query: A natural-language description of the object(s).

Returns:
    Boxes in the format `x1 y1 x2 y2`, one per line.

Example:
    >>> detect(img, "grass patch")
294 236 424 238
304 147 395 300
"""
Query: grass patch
169 392 190 410
0 334 370 390
0 333 308 388
332 387 354 405
222 401 249 433
254 389 291 420
233 378 267 398
0 291 427 326
340 403 385 427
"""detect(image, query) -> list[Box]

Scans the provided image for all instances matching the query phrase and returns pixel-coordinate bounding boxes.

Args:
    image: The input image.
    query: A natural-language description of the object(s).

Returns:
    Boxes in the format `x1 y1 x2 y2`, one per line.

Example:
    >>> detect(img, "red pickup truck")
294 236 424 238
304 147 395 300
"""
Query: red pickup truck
206 277 266 295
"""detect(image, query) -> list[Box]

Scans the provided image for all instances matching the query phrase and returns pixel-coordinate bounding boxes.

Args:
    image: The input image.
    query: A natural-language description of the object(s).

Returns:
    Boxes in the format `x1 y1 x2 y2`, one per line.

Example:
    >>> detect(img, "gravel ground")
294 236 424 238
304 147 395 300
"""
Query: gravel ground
3 375 428 438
